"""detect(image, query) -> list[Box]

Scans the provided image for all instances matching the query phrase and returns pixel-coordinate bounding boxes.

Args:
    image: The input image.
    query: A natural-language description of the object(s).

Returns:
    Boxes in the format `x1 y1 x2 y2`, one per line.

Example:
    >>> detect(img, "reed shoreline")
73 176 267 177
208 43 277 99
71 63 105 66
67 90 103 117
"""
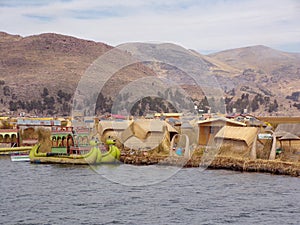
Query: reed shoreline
120 154 300 177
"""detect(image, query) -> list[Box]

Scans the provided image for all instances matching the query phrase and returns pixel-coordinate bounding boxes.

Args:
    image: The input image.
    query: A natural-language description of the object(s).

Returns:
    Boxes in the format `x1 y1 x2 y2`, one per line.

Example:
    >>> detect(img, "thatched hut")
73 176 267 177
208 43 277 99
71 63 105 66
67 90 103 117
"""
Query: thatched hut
197 117 246 146
98 120 132 143
123 119 178 153
275 123 300 137
214 126 259 155
279 133 300 152
275 123 300 156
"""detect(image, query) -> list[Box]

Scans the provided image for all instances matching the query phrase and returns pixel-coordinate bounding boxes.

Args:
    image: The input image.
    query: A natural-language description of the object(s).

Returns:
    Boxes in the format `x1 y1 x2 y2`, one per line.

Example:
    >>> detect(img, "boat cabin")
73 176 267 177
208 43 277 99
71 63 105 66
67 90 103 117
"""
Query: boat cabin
0 129 19 147
69 127 91 154
50 127 92 154
51 127 74 154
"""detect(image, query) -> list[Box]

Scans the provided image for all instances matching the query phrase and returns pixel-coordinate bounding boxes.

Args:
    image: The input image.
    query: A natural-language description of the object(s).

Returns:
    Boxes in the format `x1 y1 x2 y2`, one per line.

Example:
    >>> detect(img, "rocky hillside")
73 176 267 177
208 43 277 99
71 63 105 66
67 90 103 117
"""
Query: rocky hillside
0 32 299 116
0 32 156 116
206 45 300 116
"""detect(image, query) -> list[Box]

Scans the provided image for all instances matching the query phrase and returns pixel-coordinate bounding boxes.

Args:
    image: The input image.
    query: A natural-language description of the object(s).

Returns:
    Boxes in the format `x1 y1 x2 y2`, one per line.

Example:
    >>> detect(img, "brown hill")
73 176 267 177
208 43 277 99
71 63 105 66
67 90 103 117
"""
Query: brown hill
0 32 299 116
206 45 300 116
0 32 157 115
208 45 300 73
0 32 112 95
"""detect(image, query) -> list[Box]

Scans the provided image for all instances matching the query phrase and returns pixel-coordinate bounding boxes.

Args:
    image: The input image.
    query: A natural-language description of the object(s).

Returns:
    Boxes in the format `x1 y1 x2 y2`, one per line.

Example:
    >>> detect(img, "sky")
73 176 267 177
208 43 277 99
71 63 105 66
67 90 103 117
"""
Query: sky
0 0 299 54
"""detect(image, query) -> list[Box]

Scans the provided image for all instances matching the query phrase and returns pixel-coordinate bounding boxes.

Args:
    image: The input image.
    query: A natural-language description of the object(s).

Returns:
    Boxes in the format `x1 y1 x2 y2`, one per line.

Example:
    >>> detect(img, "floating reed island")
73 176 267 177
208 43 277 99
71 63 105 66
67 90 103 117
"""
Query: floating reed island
1 116 300 176
116 117 300 177
119 142 300 177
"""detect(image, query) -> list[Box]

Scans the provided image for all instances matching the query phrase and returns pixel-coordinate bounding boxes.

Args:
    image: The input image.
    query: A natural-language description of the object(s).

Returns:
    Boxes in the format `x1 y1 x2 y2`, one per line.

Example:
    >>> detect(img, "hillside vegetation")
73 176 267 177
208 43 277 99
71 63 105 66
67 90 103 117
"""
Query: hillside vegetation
0 32 299 116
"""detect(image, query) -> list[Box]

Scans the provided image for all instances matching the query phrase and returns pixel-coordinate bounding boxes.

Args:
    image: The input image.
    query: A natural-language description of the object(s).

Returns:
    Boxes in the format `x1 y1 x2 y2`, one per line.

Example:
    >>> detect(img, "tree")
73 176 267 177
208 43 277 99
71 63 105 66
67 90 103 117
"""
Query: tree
251 98 259 112
268 99 279 113
41 87 49 98
44 96 55 110
9 101 17 111
3 86 10 96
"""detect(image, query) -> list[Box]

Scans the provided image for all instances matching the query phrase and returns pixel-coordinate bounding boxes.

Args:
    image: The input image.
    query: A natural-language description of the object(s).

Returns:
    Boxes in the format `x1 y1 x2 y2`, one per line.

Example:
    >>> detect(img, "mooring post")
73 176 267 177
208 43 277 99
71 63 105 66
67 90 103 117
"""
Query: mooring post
269 133 277 160
250 135 257 160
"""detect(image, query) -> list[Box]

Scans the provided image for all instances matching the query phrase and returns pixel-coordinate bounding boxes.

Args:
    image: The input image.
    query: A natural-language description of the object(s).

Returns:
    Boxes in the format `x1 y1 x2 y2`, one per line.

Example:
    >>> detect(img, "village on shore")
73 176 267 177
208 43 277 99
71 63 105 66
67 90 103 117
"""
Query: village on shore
1 111 300 176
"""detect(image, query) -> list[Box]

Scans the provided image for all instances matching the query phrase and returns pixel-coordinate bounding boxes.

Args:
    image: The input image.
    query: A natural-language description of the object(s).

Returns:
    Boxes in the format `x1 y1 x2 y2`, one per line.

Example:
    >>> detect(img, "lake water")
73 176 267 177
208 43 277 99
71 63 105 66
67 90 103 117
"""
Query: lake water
0 157 299 225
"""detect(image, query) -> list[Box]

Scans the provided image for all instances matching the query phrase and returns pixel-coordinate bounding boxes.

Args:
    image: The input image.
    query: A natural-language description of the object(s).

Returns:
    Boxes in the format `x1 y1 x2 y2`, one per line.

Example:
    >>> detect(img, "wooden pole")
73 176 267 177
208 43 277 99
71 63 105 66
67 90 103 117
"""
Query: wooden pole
269 133 277 160
250 135 257 160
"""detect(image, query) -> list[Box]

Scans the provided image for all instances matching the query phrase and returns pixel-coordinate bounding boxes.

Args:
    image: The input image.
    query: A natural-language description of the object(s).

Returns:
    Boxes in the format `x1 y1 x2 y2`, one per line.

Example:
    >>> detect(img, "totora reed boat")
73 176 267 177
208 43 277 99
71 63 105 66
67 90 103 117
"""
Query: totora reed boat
29 139 100 165
29 125 121 164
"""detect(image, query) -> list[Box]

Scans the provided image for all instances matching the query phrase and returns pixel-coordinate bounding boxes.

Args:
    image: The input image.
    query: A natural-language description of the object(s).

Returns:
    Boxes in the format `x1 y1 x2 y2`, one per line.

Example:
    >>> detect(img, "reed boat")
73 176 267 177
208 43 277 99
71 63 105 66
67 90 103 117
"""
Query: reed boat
29 126 120 164
29 126 102 164
29 140 100 165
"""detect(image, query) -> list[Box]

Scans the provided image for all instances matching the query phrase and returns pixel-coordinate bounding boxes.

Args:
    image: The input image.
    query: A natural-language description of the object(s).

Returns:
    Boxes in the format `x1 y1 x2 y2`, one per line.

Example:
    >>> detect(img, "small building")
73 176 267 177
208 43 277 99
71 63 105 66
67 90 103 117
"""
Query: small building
197 117 246 146
154 113 183 120
227 114 267 128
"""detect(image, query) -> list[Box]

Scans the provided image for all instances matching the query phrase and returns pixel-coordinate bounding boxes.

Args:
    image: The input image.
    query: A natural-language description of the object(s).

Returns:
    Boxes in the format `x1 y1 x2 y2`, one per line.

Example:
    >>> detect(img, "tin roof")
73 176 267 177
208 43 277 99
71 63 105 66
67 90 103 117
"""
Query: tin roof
197 117 246 127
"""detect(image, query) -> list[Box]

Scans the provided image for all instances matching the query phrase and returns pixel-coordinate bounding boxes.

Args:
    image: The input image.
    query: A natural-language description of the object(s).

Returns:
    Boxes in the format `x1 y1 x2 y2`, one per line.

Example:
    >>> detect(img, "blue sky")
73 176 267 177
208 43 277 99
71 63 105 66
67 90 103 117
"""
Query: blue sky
0 0 299 53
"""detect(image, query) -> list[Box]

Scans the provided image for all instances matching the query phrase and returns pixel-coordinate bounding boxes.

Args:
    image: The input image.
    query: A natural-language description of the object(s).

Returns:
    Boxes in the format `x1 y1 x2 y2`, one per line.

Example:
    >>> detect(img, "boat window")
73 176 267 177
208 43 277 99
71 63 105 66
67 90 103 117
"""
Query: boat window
67 135 73 147
82 136 88 146
52 136 57 147
77 136 83 146
62 136 67 147
57 137 62 147
4 134 10 142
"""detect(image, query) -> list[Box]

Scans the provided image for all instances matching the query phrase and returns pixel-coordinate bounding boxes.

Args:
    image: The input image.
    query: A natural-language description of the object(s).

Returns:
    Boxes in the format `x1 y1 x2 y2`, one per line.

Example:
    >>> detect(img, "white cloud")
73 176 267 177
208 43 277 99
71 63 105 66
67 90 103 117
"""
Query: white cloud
0 0 299 53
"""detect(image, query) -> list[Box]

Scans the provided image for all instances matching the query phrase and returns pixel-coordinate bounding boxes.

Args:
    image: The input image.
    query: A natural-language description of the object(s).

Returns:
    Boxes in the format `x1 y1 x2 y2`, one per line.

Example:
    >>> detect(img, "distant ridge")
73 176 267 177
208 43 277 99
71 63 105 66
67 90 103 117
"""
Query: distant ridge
0 31 299 116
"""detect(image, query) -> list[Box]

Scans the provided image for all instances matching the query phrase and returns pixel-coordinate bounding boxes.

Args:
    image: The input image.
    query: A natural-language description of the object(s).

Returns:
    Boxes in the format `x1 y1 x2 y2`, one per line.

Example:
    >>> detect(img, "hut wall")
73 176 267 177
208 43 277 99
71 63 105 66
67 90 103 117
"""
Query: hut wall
216 139 249 153
199 126 209 145
199 125 222 146
280 141 300 153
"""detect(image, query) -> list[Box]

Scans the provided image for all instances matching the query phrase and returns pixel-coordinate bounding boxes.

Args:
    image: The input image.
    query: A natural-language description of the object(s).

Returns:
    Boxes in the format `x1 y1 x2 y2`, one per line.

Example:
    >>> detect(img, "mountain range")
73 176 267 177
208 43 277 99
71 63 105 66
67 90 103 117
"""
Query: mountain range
0 31 299 116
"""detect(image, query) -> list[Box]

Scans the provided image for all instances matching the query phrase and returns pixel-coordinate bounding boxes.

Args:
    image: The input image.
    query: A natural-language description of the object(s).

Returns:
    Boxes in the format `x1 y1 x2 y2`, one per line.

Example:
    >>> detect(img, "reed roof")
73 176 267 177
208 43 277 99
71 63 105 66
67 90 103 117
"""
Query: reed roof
279 133 300 141
124 133 165 150
98 120 132 135
214 126 258 146
130 119 177 140
275 124 300 137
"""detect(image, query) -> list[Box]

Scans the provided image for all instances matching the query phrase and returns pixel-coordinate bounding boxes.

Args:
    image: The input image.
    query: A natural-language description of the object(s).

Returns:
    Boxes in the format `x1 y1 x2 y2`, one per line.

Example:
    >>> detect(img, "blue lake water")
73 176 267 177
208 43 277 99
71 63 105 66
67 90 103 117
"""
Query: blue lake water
0 157 299 225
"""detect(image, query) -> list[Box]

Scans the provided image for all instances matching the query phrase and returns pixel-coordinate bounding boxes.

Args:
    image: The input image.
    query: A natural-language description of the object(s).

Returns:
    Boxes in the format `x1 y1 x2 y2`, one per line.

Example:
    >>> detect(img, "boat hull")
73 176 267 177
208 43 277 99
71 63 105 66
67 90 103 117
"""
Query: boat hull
0 147 32 155
29 144 100 165
97 145 121 164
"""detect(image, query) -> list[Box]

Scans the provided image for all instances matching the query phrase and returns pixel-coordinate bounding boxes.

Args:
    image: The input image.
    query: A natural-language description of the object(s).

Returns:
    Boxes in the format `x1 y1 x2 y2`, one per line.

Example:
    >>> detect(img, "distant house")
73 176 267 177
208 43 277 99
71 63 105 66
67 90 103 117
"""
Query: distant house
227 114 267 128
154 113 183 120
197 117 246 146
